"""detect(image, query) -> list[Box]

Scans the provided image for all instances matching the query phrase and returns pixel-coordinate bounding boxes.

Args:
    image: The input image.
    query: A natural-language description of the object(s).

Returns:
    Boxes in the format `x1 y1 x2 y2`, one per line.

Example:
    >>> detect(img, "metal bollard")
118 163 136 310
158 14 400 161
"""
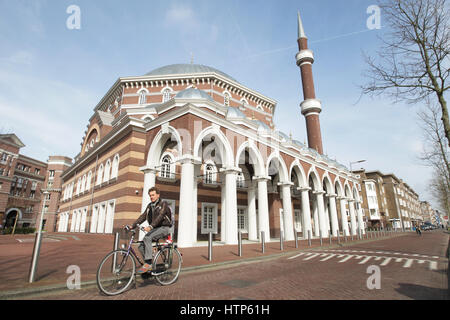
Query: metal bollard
294 230 298 249
280 231 284 251
337 231 340 244
112 232 120 272
261 231 265 253
344 229 348 242
329 232 332 245
319 230 323 246
28 232 43 283
238 231 242 257
208 232 213 261
308 230 312 247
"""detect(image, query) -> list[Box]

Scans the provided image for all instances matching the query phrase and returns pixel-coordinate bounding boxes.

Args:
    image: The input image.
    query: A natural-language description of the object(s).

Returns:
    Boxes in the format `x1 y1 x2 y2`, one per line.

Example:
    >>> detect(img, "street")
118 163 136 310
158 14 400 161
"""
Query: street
24 230 448 300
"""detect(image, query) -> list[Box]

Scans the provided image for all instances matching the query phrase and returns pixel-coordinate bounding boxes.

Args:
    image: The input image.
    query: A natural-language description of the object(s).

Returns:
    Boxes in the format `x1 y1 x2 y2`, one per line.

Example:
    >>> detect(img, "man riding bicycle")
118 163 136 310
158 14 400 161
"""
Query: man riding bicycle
126 187 173 274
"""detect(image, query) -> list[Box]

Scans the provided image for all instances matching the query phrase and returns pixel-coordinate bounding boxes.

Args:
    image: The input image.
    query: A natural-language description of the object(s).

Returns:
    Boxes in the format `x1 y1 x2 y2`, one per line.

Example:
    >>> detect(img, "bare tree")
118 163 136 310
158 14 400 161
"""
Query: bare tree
418 103 450 181
418 103 450 214
362 0 450 146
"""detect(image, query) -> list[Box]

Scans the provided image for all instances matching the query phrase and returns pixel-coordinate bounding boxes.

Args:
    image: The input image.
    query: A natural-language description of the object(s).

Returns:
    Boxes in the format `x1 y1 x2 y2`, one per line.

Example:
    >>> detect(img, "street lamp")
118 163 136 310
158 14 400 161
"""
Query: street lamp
349 160 366 174
28 190 49 283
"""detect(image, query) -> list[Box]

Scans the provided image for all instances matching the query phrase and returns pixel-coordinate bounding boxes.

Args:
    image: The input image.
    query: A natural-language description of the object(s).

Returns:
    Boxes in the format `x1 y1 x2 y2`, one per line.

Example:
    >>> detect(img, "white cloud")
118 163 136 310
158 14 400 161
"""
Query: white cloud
0 69 96 161
1 50 35 66
165 4 198 28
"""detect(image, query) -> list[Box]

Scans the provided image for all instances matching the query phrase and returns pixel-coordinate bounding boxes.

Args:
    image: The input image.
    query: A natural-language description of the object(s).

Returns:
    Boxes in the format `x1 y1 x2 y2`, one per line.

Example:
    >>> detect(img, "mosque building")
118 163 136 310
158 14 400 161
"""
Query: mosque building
57 13 364 247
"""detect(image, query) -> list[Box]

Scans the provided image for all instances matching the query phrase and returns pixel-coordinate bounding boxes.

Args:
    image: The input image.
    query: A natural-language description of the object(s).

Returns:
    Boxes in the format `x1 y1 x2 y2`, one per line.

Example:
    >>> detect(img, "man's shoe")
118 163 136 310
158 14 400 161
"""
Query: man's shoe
137 263 152 274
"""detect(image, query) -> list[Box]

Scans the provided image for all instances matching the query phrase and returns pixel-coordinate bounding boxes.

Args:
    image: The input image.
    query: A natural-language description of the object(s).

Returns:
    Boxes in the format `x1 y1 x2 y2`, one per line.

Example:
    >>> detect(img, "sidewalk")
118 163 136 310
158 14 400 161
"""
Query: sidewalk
0 230 413 299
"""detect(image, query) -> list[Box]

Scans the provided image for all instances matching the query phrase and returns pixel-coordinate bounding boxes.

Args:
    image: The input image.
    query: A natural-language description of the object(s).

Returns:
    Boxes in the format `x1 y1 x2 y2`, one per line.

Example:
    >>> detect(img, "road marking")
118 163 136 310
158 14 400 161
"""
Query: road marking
429 261 437 270
395 258 403 263
303 253 320 261
288 252 306 260
320 254 336 261
338 255 354 263
380 257 392 266
358 256 373 264
403 259 414 268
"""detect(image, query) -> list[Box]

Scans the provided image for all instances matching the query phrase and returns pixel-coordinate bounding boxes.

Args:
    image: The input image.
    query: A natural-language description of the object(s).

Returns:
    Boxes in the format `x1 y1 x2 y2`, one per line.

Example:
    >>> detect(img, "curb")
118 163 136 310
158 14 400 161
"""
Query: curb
0 232 408 299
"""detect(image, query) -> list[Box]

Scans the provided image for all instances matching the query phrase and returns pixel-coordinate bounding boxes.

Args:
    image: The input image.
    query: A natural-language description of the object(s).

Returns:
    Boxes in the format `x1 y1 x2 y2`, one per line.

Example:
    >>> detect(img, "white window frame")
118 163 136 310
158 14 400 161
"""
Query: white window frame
161 86 173 103
111 154 119 179
203 161 217 185
237 206 248 233
96 164 104 185
294 209 302 232
86 171 92 191
138 89 148 105
90 205 99 233
103 159 111 183
201 203 218 234
160 152 175 179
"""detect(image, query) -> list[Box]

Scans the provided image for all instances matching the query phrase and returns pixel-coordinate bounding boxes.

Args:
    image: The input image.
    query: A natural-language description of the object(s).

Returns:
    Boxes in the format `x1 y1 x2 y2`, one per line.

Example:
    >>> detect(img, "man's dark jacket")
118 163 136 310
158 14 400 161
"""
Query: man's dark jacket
132 199 172 229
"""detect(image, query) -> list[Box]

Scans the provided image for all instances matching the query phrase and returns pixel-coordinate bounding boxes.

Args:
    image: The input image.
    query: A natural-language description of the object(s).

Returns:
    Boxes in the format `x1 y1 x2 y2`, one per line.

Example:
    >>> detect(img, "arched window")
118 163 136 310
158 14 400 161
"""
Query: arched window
96 164 104 185
160 155 174 179
162 88 171 103
204 162 217 185
86 171 92 191
111 154 119 179
138 90 147 104
103 160 111 183
76 178 81 195
224 92 231 107
81 174 86 193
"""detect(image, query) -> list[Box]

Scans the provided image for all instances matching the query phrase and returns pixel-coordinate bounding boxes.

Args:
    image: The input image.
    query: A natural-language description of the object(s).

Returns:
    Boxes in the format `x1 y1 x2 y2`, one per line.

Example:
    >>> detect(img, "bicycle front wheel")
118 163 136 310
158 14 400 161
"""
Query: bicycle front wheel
153 246 182 286
97 249 136 296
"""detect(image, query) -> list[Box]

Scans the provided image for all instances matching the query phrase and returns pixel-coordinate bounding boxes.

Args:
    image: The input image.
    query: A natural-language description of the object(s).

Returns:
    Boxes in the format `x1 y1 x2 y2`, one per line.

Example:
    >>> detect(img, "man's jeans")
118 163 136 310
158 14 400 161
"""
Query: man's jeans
138 226 173 262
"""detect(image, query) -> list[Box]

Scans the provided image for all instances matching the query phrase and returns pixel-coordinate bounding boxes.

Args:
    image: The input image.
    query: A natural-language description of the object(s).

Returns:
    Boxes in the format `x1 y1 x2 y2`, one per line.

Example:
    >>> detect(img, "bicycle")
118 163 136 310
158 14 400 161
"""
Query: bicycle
96 225 182 296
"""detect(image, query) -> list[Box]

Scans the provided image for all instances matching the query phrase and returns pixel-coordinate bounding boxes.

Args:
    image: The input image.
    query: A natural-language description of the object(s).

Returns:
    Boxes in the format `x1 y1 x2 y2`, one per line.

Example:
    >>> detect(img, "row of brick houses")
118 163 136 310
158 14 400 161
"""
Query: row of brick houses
352 169 430 230
0 133 72 231
1 12 444 242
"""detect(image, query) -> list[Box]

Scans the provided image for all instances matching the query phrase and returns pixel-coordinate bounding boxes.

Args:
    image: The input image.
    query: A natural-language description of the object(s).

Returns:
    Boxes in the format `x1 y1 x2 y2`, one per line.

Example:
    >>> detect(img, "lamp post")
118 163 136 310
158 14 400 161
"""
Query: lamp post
28 190 49 283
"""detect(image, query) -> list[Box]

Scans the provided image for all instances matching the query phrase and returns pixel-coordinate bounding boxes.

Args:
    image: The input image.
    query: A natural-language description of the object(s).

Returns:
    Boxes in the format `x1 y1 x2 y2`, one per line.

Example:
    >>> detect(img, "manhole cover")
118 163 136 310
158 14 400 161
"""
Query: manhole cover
220 279 257 288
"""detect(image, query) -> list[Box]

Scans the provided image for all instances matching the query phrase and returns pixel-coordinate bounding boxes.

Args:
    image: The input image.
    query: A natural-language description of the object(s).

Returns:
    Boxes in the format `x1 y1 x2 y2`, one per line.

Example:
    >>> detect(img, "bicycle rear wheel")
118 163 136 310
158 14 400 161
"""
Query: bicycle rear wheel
153 246 182 286
97 249 136 296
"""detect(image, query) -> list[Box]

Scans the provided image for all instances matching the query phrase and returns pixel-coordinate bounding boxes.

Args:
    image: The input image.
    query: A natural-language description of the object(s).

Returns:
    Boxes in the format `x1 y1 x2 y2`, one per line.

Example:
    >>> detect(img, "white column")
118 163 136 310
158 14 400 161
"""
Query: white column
177 157 195 248
221 180 227 243
279 182 295 241
313 200 319 237
315 191 328 238
247 183 257 241
223 167 240 245
348 198 357 236
299 187 312 238
339 197 350 236
139 166 157 212
192 164 200 244
255 176 271 243
356 200 365 234
328 194 339 236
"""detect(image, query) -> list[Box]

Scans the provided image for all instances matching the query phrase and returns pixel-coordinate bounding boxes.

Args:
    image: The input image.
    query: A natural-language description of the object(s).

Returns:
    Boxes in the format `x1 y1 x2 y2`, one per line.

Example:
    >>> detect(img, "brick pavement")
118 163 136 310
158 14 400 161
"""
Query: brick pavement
28 229 447 301
0 229 447 300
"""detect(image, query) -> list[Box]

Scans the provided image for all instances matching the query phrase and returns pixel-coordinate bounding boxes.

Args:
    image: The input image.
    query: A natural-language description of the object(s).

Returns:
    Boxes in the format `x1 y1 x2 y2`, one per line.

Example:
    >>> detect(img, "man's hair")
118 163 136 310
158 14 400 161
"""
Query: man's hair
148 187 160 195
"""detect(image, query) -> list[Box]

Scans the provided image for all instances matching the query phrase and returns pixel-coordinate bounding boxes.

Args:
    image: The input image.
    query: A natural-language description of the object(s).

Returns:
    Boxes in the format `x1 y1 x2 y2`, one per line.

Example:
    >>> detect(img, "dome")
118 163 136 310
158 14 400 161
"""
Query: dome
276 131 290 141
175 87 214 101
253 120 271 132
226 107 246 119
145 64 238 83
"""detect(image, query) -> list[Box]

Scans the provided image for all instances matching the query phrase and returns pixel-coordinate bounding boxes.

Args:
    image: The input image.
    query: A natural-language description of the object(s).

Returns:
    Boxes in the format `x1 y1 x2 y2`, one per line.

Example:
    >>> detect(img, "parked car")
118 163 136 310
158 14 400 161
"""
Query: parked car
420 224 431 231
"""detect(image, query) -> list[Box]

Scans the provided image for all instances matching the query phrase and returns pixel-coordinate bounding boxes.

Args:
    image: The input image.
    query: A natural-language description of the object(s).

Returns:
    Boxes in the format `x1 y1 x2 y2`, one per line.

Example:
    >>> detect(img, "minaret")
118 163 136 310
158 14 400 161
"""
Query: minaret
296 11 324 155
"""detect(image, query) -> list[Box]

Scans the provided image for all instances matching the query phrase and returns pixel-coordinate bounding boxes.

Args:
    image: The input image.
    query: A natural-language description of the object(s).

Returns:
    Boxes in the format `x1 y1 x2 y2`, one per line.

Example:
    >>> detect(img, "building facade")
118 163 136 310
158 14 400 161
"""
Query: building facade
56 13 366 247
0 134 47 229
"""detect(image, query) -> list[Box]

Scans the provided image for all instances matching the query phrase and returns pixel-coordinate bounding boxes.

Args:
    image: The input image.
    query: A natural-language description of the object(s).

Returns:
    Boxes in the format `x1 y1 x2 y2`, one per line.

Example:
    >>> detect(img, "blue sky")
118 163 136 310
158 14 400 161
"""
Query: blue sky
0 0 435 206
